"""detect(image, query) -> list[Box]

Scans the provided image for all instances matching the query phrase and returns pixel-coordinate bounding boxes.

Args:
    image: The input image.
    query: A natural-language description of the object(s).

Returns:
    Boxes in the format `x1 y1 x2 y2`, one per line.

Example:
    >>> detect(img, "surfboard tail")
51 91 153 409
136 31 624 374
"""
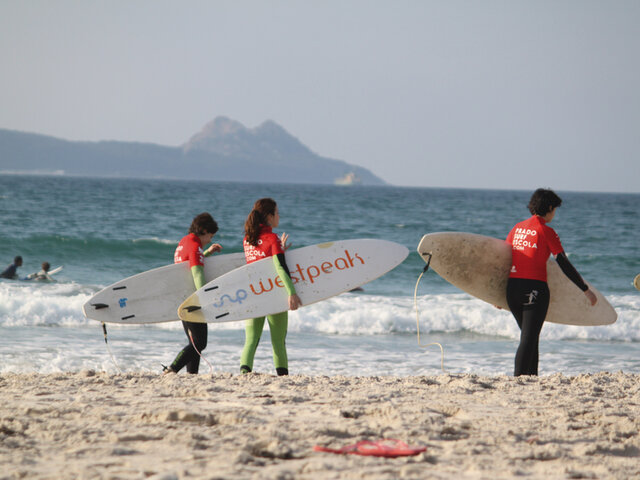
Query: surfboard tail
178 295 206 323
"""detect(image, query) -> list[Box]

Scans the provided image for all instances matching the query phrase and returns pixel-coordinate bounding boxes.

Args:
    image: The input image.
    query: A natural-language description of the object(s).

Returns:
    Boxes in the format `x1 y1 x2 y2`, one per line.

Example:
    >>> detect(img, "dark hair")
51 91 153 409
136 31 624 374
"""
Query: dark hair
14 256 22 264
244 198 277 246
188 212 218 236
528 188 562 216
42 262 50 272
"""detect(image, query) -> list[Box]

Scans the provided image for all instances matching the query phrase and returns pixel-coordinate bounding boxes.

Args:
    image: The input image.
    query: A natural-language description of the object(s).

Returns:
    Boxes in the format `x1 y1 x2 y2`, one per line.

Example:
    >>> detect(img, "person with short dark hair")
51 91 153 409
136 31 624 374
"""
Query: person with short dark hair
164 212 222 374
506 188 597 376
1 256 23 279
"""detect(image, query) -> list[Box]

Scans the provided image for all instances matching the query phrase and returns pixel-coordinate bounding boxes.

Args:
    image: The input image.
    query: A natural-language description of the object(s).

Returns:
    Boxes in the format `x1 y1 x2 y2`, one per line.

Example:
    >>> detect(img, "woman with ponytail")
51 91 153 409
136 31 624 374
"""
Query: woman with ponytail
240 198 302 376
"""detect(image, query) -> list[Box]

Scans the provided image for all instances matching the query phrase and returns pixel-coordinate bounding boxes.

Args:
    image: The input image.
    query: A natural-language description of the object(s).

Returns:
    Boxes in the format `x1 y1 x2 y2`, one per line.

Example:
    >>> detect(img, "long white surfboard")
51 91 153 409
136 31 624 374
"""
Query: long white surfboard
178 239 409 323
417 232 616 326
83 253 246 324
23 265 63 281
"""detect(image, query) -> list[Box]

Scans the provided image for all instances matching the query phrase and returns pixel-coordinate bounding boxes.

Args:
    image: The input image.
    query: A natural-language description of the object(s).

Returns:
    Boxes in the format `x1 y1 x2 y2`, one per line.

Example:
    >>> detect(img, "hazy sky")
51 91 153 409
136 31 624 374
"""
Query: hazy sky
1 1 638 192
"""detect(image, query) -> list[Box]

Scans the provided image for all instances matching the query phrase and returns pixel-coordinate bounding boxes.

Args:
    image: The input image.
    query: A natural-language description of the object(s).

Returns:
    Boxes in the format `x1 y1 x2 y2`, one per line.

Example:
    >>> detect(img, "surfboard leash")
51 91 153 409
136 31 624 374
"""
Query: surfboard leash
188 328 214 374
101 322 122 374
414 253 446 372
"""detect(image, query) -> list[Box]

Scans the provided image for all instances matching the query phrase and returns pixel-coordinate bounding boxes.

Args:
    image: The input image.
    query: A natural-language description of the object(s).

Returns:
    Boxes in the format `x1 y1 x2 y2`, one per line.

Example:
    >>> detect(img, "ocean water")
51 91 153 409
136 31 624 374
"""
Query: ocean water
1 174 639 376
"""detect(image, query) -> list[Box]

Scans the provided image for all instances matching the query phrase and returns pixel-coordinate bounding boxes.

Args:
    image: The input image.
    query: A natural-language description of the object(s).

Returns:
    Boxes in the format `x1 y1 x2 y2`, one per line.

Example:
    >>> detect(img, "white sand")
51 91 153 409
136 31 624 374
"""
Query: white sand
1 371 639 479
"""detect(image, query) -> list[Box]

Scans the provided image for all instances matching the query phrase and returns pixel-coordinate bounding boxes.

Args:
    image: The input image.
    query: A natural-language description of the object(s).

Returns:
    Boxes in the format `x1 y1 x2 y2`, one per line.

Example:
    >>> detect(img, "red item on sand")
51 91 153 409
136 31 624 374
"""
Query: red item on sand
313 439 426 457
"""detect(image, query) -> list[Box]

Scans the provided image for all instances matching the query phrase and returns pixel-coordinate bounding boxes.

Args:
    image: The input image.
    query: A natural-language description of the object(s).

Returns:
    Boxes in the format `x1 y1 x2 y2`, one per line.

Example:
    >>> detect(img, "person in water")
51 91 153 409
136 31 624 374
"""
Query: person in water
27 262 54 281
0 256 23 279
164 212 222 374
240 198 302 376
506 188 597 376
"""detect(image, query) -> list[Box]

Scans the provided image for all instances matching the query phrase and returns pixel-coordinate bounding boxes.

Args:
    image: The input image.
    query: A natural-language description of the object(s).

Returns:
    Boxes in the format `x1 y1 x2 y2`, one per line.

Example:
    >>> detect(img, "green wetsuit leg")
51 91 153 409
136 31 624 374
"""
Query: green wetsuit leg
240 316 266 371
240 312 288 372
266 311 288 370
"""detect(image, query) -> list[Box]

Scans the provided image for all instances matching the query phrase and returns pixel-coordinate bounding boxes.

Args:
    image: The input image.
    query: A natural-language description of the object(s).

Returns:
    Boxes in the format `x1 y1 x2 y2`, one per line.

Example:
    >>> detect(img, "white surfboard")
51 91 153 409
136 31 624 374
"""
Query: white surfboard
417 232 616 326
49 266 63 275
178 239 409 323
83 253 246 324
24 265 63 281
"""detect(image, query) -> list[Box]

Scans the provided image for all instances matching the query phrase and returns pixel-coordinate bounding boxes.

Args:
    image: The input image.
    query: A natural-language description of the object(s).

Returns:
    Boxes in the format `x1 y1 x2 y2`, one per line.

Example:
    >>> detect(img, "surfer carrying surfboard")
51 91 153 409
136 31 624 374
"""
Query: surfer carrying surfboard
164 212 222 374
506 188 597 376
240 198 302 376
27 261 55 282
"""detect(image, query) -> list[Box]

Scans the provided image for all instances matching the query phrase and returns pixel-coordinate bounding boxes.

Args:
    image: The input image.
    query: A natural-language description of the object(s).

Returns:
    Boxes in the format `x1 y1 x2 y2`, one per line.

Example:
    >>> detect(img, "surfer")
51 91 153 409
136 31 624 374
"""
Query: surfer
27 262 55 282
164 213 222 374
0 256 23 279
240 198 302 376
506 188 597 376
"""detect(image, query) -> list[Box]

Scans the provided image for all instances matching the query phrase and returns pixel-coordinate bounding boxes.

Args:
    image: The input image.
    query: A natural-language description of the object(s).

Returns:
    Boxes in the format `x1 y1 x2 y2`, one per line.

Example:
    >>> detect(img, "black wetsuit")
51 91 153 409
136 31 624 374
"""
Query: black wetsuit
0 263 18 279
168 233 210 374
507 253 587 376
506 215 588 376
171 321 208 374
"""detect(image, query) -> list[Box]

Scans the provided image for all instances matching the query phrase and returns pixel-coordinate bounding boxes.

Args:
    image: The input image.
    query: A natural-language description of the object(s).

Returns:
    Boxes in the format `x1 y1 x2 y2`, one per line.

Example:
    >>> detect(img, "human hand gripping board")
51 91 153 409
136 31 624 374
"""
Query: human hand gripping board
417 232 617 326
178 239 409 323
82 253 246 324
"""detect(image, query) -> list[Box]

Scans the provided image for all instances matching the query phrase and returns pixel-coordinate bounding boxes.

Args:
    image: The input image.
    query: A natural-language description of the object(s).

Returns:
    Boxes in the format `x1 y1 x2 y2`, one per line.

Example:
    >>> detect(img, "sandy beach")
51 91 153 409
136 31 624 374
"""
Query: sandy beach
1 371 639 480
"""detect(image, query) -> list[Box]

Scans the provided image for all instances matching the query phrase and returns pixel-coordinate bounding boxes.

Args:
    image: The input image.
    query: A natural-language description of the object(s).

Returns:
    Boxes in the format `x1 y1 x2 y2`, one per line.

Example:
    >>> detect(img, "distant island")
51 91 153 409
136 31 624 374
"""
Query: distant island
0 117 386 186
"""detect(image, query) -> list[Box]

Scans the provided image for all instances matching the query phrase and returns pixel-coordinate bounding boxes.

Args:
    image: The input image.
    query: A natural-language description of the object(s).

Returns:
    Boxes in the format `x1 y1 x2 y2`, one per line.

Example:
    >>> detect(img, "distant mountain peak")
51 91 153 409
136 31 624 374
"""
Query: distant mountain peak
0 118 386 185
182 116 311 159
187 116 246 142
254 119 288 136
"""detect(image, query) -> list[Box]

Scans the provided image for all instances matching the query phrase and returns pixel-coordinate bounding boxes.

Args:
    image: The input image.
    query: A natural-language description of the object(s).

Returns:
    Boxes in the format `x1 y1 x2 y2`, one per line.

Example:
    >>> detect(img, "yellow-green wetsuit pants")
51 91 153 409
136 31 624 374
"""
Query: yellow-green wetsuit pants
240 311 288 375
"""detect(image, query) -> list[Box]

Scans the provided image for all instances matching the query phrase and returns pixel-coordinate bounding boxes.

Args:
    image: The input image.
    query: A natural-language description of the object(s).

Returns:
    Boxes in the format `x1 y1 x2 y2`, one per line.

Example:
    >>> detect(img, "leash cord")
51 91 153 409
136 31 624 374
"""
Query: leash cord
188 328 214 374
101 323 122 374
414 254 446 372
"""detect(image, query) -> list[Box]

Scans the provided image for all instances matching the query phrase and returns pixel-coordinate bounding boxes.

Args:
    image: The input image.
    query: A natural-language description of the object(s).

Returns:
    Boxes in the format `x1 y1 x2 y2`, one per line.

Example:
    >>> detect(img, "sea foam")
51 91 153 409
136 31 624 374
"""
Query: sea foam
2 281 639 342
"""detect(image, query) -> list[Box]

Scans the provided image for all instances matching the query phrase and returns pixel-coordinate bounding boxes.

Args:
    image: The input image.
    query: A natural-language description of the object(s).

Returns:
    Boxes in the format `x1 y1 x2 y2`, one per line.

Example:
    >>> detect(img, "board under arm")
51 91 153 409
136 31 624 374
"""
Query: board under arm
273 253 296 296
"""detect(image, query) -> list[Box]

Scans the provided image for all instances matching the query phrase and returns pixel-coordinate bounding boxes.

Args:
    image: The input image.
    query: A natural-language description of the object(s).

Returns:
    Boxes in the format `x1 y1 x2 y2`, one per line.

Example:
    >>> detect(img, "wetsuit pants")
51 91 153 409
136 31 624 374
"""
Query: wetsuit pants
240 311 288 375
170 321 208 374
506 278 550 377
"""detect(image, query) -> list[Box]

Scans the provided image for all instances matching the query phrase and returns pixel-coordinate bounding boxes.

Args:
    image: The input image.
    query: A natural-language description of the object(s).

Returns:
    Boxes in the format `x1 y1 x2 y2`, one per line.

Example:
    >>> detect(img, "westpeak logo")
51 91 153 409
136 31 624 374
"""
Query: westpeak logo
249 249 365 295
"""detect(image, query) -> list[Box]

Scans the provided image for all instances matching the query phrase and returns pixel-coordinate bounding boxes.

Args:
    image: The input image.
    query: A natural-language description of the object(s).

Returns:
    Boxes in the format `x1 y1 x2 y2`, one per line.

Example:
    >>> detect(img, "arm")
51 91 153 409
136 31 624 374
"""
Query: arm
190 265 207 290
555 252 597 305
196 243 222 284
273 253 302 310
203 243 222 257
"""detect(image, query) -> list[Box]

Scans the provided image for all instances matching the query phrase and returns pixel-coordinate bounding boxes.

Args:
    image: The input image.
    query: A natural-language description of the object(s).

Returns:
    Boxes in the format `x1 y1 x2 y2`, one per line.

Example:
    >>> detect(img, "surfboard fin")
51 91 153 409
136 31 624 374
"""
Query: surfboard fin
184 305 202 313
91 303 109 309
420 252 432 273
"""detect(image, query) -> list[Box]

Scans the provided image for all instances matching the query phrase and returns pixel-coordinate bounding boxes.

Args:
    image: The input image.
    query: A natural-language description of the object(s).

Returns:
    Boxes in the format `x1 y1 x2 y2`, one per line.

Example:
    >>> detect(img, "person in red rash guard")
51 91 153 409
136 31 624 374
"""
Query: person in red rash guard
240 198 302 376
505 188 597 376
164 212 222 374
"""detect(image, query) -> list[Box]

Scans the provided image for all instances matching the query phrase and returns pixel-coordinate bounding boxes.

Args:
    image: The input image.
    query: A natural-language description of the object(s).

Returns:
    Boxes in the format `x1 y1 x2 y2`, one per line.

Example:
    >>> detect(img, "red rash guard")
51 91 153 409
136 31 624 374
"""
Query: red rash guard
506 215 563 282
243 225 284 264
174 233 205 267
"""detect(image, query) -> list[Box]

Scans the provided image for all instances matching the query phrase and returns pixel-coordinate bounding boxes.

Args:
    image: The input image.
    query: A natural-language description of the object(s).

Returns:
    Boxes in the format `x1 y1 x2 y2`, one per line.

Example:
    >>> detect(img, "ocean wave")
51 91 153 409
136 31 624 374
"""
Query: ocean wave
132 237 178 246
1 281 639 342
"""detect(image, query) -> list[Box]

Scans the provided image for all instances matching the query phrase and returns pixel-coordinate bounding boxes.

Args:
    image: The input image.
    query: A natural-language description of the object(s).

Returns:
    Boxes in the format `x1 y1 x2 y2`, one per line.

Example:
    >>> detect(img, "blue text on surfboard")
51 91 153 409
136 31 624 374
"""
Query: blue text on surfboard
212 289 248 308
